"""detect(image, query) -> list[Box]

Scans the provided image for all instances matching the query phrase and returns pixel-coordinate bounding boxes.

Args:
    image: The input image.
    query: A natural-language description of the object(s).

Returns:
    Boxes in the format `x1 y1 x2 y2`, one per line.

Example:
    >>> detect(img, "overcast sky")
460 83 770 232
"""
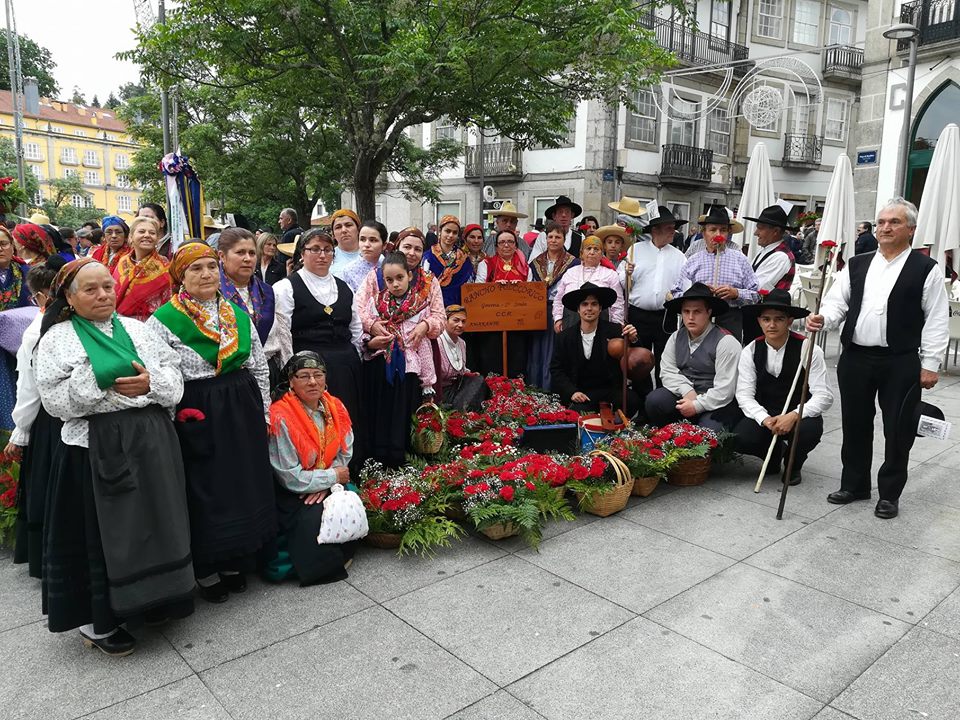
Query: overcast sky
14 0 144 102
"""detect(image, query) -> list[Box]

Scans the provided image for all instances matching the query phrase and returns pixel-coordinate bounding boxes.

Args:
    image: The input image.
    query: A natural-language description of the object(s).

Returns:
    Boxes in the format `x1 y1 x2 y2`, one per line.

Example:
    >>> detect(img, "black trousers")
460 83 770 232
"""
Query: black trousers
732 415 823 473
628 306 676 387
715 307 743 343
837 345 920 502
644 387 742 432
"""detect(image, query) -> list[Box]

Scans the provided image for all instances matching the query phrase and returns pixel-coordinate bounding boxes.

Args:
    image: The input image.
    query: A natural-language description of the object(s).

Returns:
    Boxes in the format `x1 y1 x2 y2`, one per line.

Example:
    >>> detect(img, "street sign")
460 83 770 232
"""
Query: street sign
482 199 508 212
857 150 878 166
602 169 615 181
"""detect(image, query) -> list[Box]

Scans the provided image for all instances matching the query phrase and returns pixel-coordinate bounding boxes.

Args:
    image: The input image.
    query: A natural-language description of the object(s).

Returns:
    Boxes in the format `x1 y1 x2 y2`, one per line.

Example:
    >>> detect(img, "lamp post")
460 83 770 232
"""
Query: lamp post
883 22 920 198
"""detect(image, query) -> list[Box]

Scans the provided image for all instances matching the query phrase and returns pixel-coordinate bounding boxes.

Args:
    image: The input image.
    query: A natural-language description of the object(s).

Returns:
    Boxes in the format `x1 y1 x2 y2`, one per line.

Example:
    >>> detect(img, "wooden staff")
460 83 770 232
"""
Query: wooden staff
776 241 836 520
622 241 635 413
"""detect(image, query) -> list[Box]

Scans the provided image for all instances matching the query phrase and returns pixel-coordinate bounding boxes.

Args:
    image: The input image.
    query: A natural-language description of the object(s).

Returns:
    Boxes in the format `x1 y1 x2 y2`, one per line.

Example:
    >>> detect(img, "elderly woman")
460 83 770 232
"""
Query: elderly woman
434 304 487 411
12 223 56 266
218 227 275 345
476 229 533 283
255 232 286 286
147 243 274 604
266 351 356 585
137 203 171 258
342 220 387 293
112 216 172 321
528 221 578 389
551 234 624 331
424 215 473 305
91 216 131 271
35 258 194 656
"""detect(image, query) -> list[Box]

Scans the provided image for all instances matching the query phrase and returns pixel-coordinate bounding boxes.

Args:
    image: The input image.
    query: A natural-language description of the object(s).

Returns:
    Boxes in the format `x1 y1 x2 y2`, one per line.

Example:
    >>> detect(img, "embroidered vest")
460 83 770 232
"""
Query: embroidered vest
752 240 796 291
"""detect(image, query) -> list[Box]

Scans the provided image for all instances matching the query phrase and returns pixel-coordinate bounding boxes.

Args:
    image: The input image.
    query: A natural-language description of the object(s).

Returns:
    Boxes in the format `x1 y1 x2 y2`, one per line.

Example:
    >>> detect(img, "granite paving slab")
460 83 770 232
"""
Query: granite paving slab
0 552 43 633
902 462 960 511
708 464 844 521
81 676 232 720
446 690 544 720
919 585 960 643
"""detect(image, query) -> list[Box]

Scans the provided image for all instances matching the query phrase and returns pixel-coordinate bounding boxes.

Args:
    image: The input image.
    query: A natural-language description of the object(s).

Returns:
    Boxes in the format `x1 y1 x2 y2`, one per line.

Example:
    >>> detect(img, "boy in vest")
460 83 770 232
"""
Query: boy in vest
644 283 742 431
733 289 833 485
808 198 949 519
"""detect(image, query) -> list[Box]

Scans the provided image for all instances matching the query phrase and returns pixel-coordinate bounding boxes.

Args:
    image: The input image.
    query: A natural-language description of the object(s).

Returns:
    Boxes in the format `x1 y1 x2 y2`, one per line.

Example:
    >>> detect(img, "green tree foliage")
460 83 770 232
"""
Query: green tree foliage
0 32 58 98
70 86 86 105
104 92 121 110
0 136 39 202
40 176 103 228
126 0 681 220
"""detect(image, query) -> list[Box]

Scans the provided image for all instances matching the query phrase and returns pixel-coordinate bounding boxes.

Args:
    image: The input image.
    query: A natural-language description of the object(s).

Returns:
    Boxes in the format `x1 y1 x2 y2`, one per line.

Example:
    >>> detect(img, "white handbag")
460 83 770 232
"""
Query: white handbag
317 483 369 544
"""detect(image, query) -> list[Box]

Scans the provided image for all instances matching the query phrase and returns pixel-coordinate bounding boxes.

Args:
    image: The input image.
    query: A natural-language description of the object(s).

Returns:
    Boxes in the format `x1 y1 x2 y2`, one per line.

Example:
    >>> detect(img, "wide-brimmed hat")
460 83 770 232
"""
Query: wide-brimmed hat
491 201 527 219
643 206 688 232
544 195 583 219
28 211 51 225
698 205 744 234
607 196 647 218
594 224 636 252
561 281 617 312
742 205 797 231
742 288 809 319
202 214 226 230
663 282 729 317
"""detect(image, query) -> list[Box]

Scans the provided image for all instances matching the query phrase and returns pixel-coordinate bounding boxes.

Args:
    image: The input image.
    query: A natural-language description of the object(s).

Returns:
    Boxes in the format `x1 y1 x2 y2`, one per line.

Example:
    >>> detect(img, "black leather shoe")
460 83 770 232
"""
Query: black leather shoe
875 499 899 519
220 573 247 593
143 609 169 627
197 580 229 603
81 627 136 657
827 489 871 504
789 471 802 486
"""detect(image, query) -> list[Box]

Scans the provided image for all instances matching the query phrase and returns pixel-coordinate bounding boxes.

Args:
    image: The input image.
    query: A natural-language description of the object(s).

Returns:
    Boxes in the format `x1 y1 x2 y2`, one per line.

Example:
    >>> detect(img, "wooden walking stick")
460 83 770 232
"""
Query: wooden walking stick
776 241 836 519
622 241 635 414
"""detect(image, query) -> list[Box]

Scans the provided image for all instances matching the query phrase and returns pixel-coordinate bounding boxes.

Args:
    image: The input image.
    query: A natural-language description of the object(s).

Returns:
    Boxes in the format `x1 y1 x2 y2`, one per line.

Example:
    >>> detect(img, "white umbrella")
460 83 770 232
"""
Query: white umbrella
914 123 960 275
737 142 776 259
817 153 856 271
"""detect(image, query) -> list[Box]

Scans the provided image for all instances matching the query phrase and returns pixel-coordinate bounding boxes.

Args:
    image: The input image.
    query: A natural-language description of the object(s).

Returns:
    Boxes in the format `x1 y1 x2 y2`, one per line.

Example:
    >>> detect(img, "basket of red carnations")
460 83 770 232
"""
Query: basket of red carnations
410 402 445 456
567 451 633 517
656 423 718 486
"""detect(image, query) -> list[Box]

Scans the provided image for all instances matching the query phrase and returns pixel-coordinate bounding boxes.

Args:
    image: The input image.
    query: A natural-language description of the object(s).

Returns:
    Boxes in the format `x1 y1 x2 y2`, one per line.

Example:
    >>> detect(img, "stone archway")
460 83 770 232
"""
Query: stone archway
906 73 960 206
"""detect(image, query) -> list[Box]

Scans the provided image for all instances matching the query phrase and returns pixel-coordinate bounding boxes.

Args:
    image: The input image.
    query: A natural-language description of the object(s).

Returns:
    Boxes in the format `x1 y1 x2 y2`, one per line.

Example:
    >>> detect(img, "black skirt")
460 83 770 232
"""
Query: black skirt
362 356 419 468
274 486 357 586
14 407 63 579
177 369 277 572
440 374 488 412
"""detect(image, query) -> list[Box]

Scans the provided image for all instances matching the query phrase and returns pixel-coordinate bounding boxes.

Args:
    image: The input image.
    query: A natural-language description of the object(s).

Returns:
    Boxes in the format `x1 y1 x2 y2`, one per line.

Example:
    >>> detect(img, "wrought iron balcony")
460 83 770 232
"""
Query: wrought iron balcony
659 144 713 185
822 45 863 84
782 134 823 168
464 140 522 179
639 15 751 77
898 0 960 50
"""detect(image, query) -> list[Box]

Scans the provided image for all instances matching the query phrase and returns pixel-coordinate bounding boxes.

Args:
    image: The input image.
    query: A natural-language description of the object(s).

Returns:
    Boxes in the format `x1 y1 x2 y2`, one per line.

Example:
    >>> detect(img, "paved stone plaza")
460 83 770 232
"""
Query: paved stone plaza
2 343 959 720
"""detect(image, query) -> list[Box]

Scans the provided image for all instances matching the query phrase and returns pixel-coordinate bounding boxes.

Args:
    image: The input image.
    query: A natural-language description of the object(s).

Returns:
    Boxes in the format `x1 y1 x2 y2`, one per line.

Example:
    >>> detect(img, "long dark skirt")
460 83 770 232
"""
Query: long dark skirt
177 369 276 574
362 357 419 468
440 374 488 412
274 485 358 586
13 407 63 578
474 331 529 378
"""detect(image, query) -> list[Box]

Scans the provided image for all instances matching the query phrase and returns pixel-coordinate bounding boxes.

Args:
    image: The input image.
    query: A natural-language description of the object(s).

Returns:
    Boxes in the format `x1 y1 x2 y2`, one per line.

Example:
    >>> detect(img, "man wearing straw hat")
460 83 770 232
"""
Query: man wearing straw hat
483 201 529 257
734 289 833 485
529 195 585 259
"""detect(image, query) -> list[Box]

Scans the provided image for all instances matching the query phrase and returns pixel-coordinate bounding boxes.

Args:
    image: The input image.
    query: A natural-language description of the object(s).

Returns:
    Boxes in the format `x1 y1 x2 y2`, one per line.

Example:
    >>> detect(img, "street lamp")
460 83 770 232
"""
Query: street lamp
883 22 920 197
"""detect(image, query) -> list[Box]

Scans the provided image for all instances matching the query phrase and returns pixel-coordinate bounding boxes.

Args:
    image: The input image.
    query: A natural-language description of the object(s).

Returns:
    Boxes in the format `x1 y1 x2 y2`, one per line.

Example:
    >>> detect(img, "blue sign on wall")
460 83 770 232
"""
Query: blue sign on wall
857 150 878 166
602 169 615 181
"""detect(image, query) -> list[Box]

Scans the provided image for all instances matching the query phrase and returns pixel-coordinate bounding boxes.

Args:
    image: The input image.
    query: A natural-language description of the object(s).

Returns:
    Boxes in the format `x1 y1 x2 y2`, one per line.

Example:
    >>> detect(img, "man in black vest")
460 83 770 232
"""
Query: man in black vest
529 195 584 259
808 198 949 519
734 290 833 485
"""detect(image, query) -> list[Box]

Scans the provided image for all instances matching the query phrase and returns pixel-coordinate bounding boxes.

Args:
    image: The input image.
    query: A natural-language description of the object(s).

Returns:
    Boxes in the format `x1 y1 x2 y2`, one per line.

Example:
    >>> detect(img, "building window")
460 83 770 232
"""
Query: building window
533 115 577 149
51 126 63 134
84 170 100 186
668 96 700 146
83 150 101 167
73 129 85 137
711 0 731 41
116 174 131 189
30 164 42 182
117 195 132 212
114 153 129 170
751 86 782 132
64 168 78 179
828 7 853 45
71 194 85 208
435 201 462 224
24 142 42 161
793 0 820 45
757 0 784 39
534 197 554 224
106 133 116 141
33 189 43 205
627 89 657 145
706 107 730 156
61 147 78 164
375 202 385 223
792 104 811 134
825 98 848 141
434 116 459 142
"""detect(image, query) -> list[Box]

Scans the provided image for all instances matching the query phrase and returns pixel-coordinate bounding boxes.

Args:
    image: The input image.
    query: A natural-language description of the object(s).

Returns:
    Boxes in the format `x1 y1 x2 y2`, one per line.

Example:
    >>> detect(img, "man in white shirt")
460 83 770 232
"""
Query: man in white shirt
529 195 584 260
328 208 362 279
808 198 949 519
741 205 798 341
734 289 833 485
619 205 687 386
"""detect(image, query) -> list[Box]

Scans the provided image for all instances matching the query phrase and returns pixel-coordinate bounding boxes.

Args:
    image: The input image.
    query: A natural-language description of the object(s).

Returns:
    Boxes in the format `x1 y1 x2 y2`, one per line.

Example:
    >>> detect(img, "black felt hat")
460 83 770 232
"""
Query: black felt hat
544 195 583 220
663 282 729 317
561 281 618 312
742 288 810 319
742 205 797 231
643 206 688 231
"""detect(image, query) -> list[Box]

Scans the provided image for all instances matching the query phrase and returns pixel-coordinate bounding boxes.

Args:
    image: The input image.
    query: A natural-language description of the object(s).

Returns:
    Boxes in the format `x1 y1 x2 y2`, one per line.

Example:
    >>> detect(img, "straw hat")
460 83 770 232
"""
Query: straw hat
593 224 636 250
202 214 226 230
607 196 647 218
28 211 51 225
491 201 527 219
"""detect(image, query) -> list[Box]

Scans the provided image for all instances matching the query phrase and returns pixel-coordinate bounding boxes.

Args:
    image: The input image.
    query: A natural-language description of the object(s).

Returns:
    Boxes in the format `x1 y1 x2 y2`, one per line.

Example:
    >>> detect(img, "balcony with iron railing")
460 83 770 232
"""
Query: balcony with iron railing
822 45 863 84
639 15 751 77
464 140 523 179
782 134 823 168
898 0 960 50
659 144 713 185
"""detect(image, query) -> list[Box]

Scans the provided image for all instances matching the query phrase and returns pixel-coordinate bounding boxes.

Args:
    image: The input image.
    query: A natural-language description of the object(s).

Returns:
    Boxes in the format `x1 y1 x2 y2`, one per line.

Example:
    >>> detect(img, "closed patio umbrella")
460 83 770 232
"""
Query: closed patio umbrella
737 142 776 259
913 123 960 275
818 152 856 271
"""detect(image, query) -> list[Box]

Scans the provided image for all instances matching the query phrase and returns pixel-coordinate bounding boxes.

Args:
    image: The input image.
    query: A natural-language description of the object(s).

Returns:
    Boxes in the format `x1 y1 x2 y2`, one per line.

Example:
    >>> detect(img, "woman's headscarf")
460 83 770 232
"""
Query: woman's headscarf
438 214 461 232
101 216 129 236
40 257 99 337
12 223 55 259
330 208 361 227
396 226 425 245
169 241 217 286
580 235 603 255
273 350 326 400
462 224 483 240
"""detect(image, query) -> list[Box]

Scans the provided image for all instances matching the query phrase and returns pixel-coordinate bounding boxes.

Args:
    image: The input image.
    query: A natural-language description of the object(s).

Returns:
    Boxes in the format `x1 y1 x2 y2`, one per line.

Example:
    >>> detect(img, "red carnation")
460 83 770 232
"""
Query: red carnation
499 486 515 502
571 463 589 481
525 481 536 491
820 240 838 248
176 408 206 423
758 289 770 297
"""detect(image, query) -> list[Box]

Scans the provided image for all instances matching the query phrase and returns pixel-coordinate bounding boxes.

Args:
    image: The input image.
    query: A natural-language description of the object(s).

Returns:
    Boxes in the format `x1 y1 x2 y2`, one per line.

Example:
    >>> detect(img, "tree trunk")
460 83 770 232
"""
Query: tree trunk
352 149 381 221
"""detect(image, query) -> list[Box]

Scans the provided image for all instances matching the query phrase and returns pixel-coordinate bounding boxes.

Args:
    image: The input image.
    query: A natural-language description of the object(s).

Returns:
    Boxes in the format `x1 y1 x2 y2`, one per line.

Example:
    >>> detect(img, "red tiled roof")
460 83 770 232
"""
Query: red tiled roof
0 92 128 133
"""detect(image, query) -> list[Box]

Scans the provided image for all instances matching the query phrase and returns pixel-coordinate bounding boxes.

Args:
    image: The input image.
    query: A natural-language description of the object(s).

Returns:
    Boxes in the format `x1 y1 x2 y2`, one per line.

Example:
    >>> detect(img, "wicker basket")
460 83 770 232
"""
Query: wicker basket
365 531 403 549
575 450 633 517
480 522 519 540
410 402 444 456
631 475 661 497
667 455 712 486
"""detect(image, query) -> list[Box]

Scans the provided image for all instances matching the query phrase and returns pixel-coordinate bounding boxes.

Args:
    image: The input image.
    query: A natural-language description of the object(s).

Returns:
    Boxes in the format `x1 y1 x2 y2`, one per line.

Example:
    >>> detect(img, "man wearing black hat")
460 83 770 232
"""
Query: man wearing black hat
808 198 949 519
530 195 584 259
619 205 687 385
550 282 644 417
741 205 798 340
734 290 833 485
645 283 742 431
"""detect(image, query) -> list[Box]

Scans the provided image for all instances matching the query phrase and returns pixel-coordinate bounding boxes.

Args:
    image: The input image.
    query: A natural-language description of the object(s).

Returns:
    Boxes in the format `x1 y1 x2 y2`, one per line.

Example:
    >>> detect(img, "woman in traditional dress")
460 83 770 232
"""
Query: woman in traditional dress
551 234 624 331
423 215 473 305
91 216 131 272
527 221 577 389
137 203 172 259
434 304 486 411
12 223 56 266
342 220 387 293
8 257 65 577
147 243 274 603
112 216 172 321
476 229 533 283
462 223 485 281
35 258 195 656
266 351 357 585
0 226 33 429
217 227 275 345
255 232 286 286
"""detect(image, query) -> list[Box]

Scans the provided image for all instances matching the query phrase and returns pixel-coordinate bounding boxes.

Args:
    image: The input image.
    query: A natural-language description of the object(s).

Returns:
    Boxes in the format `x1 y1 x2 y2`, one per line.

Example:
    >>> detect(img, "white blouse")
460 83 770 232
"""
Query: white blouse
10 313 43 446
272 268 363 354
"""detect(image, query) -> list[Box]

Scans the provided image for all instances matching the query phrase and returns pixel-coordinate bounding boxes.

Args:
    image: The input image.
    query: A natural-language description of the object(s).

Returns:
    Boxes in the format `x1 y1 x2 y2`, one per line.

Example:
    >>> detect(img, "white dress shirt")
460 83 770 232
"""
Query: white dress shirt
752 244 794 291
819 247 950 372
618 240 686 310
736 338 834 425
273 268 363 353
581 329 596 359
530 227 575 259
659 324 741 413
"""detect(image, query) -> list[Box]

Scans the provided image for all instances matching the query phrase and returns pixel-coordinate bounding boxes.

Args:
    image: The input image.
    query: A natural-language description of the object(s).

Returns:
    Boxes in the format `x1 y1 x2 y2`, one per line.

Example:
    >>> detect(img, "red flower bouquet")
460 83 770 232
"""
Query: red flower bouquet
176 408 206 423
0 177 28 215
0 437 19 546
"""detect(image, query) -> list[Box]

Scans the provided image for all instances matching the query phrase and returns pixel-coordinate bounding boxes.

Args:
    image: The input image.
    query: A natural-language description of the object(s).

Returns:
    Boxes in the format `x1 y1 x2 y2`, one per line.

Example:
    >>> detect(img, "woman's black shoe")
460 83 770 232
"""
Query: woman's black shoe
220 573 247 593
197 580 229 603
80 627 136 657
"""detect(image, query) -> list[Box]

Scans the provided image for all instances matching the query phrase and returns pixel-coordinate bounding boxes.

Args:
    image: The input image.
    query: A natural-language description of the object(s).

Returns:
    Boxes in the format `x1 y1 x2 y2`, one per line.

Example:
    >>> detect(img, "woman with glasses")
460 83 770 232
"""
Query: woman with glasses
265 351 356 585
91 216 132 272
147 243 274 605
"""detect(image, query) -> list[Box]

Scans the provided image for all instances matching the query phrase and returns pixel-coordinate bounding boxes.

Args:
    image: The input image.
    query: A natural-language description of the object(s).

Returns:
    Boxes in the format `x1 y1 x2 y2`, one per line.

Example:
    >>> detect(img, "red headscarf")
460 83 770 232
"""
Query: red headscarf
12 223 54 261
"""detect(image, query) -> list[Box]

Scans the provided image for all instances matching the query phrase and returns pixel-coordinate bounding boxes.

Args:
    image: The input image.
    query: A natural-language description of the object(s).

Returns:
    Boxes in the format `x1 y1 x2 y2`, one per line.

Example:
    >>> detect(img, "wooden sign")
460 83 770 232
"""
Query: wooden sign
460 282 548 332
